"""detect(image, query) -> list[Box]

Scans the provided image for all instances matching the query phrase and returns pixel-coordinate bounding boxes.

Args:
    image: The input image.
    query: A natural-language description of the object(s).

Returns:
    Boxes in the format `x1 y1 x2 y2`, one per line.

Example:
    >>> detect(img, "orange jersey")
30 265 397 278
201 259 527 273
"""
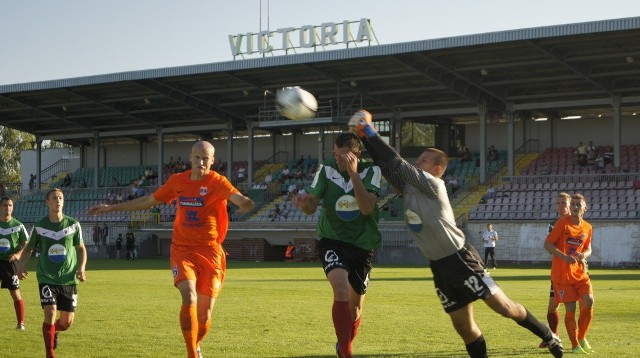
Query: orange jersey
153 170 239 247
546 215 592 285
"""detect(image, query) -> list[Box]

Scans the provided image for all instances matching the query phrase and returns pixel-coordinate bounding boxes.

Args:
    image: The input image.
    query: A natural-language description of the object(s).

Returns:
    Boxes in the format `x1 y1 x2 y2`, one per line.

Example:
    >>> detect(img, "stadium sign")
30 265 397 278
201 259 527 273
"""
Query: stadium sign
229 18 377 58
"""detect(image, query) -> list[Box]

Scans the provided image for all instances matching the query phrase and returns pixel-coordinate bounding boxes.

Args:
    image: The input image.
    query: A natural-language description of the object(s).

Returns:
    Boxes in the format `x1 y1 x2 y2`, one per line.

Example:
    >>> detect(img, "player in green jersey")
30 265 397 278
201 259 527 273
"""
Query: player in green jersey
292 132 382 358
0 196 29 330
17 188 87 358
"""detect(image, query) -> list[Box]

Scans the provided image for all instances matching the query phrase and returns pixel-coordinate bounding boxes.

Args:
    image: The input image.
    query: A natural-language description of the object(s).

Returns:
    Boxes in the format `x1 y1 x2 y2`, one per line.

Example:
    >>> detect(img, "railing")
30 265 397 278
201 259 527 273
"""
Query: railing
499 172 639 186
263 151 290 165
258 100 351 122
40 158 69 184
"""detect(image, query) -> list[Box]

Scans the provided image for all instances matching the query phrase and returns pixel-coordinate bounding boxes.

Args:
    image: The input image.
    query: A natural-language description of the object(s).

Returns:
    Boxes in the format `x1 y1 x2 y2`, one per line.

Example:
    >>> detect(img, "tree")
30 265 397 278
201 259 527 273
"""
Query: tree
0 126 35 191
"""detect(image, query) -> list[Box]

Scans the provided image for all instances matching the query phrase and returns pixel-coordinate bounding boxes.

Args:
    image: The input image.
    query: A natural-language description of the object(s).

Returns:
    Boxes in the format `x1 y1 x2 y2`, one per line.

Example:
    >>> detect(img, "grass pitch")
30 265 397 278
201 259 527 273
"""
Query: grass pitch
2 259 638 357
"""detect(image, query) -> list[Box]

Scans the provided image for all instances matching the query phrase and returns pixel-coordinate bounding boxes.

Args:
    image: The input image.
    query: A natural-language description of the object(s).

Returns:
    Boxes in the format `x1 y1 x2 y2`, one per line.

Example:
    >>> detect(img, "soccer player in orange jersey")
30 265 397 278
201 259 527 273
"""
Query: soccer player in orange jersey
544 193 594 354
539 192 571 348
89 141 255 358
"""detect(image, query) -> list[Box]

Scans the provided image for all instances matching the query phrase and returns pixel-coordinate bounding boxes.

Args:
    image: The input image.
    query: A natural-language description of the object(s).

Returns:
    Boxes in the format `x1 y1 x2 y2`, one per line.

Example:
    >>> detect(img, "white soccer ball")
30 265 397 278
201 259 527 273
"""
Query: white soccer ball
275 86 318 120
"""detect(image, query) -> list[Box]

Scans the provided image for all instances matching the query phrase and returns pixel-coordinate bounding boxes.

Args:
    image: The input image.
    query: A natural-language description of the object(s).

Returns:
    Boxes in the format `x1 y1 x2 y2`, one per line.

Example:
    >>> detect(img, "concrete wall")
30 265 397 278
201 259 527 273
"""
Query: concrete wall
465 221 640 267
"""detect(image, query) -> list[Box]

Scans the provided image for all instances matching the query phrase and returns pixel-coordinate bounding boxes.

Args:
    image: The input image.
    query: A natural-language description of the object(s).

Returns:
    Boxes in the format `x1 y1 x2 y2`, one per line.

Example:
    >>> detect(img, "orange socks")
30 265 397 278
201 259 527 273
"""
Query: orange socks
197 319 212 346
564 311 579 348
578 306 593 339
180 305 198 358
547 311 560 335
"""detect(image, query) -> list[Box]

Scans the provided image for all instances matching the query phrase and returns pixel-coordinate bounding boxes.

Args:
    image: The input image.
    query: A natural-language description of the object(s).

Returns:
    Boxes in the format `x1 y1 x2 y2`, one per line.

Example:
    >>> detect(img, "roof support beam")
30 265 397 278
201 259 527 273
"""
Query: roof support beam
526 40 613 95
134 79 246 128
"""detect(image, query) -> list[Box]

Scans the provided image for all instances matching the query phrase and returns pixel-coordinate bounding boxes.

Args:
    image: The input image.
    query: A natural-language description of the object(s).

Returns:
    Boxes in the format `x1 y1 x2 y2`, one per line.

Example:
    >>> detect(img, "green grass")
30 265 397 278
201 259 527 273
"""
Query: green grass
2 260 639 357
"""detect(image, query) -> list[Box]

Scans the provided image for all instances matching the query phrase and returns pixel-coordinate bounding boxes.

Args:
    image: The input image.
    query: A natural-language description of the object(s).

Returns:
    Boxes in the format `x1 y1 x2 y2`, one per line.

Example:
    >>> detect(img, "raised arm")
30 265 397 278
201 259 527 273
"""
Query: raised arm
89 195 162 215
229 193 256 214
352 111 441 199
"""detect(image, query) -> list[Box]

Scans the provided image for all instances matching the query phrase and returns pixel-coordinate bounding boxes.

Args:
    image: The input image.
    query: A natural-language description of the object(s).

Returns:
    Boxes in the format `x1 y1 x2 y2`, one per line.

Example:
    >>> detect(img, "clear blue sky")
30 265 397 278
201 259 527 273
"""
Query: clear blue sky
1 0 638 85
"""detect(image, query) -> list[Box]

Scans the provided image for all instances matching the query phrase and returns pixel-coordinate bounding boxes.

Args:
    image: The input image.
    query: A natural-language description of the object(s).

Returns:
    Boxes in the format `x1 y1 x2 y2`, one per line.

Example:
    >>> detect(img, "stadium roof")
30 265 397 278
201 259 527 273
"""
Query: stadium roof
2 16 640 147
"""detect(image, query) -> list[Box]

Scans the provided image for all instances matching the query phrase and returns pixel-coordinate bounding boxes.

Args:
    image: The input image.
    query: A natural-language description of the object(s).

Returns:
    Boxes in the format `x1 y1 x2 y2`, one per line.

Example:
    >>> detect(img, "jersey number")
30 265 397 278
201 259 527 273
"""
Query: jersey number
463 276 482 293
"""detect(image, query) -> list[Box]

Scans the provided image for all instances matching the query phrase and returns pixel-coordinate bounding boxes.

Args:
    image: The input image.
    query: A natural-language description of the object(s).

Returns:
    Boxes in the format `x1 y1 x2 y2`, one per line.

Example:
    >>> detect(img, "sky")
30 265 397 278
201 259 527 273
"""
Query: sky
1 0 639 86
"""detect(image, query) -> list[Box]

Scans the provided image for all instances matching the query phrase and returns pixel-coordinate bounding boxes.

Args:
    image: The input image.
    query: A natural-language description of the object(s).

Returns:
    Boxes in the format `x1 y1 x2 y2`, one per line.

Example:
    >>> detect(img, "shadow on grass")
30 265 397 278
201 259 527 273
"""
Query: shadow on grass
273 347 552 357
273 351 471 358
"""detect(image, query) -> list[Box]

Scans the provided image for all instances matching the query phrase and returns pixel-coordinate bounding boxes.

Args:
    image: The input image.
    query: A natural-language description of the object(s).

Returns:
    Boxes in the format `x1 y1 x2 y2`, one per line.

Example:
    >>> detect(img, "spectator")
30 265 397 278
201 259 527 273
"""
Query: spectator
302 155 314 167
296 155 305 167
264 171 273 185
458 145 471 162
575 142 588 166
29 174 37 190
236 166 246 183
388 201 399 217
280 167 291 183
487 145 498 162
586 141 596 164
145 167 157 181
80 178 87 188
307 165 318 180
269 204 282 221
115 234 123 259
593 151 613 172
125 226 136 260
287 182 298 200
101 223 109 246
482 224 499 269
92 223 101 245
111 176 120 187
479 187 497 204
446 176 460 193
285 241 295 261
62 174 72 188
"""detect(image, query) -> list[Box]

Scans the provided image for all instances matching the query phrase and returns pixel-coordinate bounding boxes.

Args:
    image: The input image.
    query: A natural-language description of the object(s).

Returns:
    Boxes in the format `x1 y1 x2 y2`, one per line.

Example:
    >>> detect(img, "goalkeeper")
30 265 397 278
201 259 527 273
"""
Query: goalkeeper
349 110 564 358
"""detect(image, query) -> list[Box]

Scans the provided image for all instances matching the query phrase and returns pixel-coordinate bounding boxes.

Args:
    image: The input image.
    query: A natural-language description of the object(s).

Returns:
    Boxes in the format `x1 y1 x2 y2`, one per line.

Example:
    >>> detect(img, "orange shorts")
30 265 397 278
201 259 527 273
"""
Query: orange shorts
552 279 592 303
170 244 226 298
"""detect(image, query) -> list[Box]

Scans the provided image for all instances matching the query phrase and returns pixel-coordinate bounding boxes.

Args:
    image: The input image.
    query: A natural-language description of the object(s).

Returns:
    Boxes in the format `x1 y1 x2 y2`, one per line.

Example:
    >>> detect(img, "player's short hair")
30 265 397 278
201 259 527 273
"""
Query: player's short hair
558 192 571 200
45 188 63 200
335 132 361 152
424 147 449 172
0 196 12 204
572 193 587 204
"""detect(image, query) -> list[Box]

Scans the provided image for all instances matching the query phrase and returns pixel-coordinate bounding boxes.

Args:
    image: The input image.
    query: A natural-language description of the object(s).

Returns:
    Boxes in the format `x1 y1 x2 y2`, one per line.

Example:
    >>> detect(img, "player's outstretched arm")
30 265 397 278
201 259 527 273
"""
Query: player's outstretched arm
89 195 161 215
292 192 320 215
349 110 443 199
230 193 256 214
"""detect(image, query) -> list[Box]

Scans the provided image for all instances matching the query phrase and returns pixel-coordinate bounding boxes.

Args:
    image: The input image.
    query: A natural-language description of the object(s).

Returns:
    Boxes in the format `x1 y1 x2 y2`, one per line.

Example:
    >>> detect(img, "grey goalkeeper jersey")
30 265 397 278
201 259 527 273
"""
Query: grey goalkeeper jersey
363 135 466 261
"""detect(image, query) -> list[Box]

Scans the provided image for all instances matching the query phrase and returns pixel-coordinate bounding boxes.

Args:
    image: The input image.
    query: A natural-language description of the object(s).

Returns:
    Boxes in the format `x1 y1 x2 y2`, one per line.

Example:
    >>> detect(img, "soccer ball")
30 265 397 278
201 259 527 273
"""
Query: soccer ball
275 86 318 120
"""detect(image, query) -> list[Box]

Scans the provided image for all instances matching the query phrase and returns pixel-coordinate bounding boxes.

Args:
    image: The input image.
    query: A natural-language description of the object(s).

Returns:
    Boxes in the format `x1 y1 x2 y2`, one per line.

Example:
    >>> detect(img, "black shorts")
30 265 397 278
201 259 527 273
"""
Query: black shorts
317 238 373 295
39 284 78 312
430 243 500 313
0 260 20 290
